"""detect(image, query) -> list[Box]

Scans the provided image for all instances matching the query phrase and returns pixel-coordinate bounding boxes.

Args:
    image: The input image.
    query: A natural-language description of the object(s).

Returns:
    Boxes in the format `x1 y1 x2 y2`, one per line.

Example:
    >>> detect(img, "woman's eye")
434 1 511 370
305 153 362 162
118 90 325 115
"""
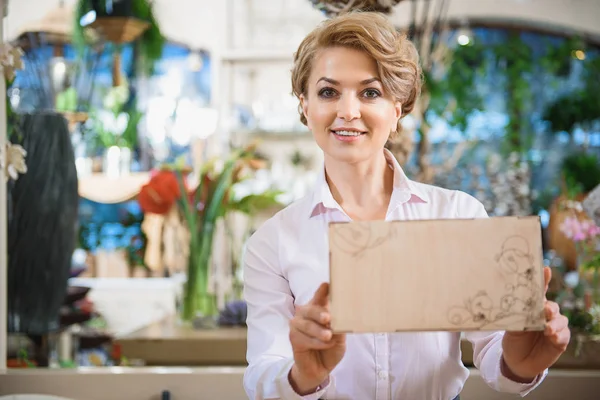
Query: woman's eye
318 88 337 98
362 89 381 98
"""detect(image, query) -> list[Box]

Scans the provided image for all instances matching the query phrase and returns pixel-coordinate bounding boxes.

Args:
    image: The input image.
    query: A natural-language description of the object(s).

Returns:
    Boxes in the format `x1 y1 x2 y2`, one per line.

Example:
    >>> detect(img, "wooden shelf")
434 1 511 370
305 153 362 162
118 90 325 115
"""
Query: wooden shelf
116 316 247 366
78 172 150 204
117 316 600 370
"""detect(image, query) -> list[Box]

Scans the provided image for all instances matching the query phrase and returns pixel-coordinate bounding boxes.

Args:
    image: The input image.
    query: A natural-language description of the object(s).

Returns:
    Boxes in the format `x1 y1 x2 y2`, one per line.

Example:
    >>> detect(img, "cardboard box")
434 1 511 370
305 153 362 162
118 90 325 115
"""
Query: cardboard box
328 216 546 333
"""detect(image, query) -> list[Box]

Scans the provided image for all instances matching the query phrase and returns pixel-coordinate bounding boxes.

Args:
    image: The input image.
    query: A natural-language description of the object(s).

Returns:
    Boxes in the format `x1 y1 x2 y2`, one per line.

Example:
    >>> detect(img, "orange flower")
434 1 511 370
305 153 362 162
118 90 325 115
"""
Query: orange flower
138 170 183 215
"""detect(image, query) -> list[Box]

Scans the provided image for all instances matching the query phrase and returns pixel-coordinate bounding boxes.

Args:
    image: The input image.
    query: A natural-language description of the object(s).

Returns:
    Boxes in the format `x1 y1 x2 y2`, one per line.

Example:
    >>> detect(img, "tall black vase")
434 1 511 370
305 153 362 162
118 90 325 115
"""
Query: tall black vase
7 112 79 335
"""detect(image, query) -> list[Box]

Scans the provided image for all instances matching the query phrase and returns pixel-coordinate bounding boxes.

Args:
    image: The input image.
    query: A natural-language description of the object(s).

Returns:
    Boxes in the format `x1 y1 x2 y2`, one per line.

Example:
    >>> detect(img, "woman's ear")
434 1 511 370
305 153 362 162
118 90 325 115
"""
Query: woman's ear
394 101 403 120
300 94 310 129
300 94 308 116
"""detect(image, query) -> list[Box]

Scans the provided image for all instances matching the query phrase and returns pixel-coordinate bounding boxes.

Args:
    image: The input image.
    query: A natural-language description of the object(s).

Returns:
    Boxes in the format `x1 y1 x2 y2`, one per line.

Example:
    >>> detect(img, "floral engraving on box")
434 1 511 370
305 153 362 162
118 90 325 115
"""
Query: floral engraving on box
447 235 544 330
331 221 395 258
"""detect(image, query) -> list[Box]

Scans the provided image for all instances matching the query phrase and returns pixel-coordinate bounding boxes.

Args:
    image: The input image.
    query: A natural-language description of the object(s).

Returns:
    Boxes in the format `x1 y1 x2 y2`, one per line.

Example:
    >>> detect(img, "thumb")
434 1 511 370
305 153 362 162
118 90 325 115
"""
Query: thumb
543 266 551 294
311 282 330 307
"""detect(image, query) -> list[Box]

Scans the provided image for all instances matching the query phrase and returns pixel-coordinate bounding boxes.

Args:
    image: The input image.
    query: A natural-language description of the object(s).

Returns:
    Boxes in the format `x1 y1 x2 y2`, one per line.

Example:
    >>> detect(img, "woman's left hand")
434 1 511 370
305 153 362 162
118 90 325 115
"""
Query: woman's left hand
501 267 571 382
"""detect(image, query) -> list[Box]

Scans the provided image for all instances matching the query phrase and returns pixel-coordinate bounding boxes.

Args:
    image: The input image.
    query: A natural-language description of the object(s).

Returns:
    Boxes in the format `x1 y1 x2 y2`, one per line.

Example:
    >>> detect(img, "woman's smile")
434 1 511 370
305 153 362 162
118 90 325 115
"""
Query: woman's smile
330 127 367 142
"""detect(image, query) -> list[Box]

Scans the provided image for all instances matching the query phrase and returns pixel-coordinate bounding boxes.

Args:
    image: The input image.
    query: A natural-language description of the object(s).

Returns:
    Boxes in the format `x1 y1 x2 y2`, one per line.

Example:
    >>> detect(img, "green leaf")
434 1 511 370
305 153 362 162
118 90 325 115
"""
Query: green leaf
229 191 283 215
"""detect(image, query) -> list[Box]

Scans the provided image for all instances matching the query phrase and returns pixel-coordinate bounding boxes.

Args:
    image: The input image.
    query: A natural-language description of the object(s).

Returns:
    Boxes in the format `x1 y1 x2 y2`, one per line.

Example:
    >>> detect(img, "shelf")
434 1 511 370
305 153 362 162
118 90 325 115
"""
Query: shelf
78 172 150 204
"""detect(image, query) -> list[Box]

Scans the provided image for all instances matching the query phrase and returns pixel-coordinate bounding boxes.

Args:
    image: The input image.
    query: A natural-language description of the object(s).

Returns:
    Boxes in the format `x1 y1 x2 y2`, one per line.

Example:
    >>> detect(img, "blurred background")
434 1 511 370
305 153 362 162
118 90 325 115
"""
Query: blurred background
0 0 599 399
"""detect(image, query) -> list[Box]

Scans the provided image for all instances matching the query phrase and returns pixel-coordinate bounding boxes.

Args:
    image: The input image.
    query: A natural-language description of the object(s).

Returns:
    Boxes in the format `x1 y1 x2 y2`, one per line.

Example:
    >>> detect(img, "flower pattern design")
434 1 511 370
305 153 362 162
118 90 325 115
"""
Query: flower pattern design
447 235 544 330
331 221 395 258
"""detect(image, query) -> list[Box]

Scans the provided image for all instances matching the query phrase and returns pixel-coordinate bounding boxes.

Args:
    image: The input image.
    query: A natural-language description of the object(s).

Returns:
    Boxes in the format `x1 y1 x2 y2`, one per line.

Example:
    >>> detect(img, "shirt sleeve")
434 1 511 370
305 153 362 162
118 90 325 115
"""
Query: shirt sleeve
242 215 331 400
456 190 548 396
463 330 547 396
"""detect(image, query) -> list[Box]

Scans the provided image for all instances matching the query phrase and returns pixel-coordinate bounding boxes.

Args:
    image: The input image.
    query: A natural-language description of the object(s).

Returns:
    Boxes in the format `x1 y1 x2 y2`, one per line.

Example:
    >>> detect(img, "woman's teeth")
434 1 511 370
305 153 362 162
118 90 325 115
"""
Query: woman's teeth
333 130 363 136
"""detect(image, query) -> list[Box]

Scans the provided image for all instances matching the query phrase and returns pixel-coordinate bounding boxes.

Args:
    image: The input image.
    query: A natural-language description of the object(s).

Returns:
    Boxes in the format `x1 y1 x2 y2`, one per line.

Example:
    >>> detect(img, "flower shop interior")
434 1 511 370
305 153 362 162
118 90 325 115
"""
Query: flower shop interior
0 0 600 399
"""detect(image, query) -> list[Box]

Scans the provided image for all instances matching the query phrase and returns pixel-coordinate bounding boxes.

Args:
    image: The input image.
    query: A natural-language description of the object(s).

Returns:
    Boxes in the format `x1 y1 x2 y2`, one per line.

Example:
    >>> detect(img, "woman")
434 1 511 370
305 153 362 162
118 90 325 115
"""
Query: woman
243 12 570 400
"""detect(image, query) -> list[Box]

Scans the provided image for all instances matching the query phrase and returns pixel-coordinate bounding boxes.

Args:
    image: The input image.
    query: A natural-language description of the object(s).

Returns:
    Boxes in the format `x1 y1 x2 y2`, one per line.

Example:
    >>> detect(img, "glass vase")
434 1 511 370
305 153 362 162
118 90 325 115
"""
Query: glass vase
179 238 219 329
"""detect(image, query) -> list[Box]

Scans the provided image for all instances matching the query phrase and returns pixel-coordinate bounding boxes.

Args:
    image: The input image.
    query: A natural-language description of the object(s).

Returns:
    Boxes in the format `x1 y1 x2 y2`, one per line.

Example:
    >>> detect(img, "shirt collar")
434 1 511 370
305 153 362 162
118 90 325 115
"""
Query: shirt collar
308 148 428 218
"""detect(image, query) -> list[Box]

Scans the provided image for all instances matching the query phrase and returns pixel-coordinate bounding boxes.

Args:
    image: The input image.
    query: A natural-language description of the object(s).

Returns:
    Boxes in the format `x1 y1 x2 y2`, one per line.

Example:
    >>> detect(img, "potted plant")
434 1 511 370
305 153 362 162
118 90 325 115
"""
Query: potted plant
73 0 165 79
84 79 141 175
548 152 600 270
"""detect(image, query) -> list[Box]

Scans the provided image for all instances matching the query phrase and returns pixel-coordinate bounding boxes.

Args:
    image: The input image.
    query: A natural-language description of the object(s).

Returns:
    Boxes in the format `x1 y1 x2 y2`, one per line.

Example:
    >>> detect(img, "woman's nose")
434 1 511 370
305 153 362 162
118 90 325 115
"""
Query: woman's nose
337 94 361 121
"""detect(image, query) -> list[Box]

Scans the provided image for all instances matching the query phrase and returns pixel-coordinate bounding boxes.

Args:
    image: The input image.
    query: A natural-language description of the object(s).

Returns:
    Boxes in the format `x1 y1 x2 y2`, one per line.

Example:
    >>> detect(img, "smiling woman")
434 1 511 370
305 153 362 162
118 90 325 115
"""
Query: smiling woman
242 10 570 400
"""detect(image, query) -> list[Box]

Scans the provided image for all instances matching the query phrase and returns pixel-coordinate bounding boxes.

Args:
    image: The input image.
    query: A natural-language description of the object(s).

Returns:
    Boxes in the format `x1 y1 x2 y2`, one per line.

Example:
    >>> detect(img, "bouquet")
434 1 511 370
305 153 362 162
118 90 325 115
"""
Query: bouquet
138 143 280 323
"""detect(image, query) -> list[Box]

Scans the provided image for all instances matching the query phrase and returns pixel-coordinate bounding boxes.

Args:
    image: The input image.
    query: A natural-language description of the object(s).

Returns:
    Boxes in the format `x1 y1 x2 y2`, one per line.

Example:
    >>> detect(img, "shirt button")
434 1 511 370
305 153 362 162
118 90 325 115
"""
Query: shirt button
378 370 388 380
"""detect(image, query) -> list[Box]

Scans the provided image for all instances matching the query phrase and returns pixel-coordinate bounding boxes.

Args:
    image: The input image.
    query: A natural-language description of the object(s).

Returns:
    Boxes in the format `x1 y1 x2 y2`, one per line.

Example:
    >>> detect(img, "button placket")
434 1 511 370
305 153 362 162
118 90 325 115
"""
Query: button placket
374 333 390 399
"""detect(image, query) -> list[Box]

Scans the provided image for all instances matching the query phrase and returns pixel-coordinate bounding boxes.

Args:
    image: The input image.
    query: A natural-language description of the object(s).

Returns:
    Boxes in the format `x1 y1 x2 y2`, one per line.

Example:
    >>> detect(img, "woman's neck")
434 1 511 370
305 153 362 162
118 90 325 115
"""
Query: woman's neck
324 150 394 220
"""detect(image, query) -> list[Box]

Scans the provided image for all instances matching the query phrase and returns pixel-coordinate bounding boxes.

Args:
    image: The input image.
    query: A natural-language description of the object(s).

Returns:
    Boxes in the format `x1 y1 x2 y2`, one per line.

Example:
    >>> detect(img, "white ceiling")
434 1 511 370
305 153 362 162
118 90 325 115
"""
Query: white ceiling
5 0 600 52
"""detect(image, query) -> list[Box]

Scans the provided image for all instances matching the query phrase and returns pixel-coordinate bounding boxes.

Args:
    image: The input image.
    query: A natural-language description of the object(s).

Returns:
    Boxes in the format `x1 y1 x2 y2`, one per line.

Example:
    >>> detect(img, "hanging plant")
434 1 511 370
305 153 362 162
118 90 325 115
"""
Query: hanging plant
309 0 405 17
73 0 165 76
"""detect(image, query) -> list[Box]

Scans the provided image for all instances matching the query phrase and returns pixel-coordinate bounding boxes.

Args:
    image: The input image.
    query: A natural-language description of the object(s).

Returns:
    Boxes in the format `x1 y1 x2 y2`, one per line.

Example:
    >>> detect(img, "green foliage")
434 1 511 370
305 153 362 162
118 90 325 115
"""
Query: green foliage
426 40 486 132
72 0 92 55
425 32 536 154
133 2 165 76
563 307 600 334
428 31 598 157
560 151 600 195
55 88 79 112
543 92 590 134
581 253 600 272
542 51 600 135
492 32 535 155
85 82 142 149
540 36 585 78
88 106 141 149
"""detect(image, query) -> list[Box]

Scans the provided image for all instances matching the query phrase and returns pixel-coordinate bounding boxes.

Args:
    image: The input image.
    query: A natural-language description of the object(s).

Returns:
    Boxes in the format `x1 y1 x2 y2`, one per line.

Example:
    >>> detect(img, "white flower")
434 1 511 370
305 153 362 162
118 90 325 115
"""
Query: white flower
518 184 530 196
495 203 509 216
3 142 27 181
589 304 600 325
508 152 520 164
98 110 129 136
103 79 130 111
0 43 24 81
564 271 579 289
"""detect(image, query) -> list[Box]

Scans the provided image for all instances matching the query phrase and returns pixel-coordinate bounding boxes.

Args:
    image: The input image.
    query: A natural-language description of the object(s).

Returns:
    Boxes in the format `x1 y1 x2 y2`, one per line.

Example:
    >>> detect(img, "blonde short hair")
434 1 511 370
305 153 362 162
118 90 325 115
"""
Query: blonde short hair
291 12 422 138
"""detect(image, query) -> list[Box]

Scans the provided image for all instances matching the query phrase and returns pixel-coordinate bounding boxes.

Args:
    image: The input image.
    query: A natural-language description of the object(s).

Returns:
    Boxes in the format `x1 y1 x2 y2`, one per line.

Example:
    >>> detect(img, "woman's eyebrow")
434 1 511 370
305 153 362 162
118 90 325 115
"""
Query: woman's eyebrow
317 77 340 85
360 77 381 85
316 77 381 85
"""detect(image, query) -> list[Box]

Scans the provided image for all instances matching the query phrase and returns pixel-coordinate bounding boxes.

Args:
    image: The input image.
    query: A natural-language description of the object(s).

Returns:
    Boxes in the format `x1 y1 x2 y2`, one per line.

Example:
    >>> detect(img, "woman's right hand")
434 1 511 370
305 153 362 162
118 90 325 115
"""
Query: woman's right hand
289 282 346 394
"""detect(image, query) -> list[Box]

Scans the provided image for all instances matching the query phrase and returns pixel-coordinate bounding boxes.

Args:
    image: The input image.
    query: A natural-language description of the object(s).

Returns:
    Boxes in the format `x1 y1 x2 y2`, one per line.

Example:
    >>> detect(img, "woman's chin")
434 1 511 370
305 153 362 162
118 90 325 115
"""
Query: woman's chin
323 146 375 165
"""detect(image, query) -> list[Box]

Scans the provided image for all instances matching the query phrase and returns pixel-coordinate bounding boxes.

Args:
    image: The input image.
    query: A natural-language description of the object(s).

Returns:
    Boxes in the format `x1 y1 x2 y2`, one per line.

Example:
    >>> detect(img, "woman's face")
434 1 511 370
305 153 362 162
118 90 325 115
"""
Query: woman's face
300 46 402 165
